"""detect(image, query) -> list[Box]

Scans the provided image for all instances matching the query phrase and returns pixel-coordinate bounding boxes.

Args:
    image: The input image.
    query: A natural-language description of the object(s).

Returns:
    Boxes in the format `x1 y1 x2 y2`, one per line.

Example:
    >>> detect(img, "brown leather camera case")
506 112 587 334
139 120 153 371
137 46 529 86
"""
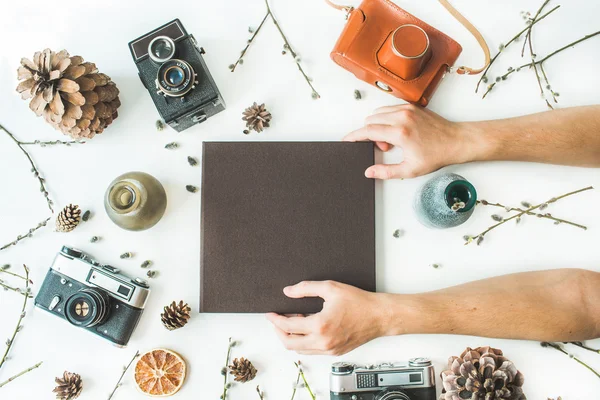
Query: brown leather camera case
330 0 463 106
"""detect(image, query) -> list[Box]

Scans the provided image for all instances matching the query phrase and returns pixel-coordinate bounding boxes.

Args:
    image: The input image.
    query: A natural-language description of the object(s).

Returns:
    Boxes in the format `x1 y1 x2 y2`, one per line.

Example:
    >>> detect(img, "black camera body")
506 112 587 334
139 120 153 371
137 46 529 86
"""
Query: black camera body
128 19 225 132
35 246 151 347
330 359 437 400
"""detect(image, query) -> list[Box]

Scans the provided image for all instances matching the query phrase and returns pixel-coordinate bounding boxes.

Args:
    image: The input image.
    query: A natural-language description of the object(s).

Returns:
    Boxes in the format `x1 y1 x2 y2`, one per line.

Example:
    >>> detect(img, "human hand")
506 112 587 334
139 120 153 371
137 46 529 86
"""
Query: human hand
266 281 391 356
343 104 477 179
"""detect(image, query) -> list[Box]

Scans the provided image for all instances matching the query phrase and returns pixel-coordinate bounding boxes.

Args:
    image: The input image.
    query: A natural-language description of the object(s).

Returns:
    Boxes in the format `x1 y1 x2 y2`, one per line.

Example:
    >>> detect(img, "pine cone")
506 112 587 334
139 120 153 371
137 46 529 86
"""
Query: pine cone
242 102 271 133
161 300 191 331
53 371 83 400
56 204 82 232
229 357 257 383
16 48 120 139
440 346 526 400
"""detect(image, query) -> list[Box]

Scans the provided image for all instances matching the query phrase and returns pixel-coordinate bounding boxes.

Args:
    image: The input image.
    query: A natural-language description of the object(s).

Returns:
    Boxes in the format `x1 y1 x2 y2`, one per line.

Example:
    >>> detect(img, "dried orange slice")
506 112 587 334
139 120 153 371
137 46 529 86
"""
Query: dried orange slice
134 349 186 397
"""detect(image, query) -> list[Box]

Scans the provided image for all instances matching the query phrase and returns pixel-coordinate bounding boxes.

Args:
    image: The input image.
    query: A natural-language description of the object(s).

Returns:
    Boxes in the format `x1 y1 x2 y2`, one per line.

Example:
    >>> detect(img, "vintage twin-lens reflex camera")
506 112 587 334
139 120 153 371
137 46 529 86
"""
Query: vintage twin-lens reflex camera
128 19 225 132
35 246 151 347
330 358 436 400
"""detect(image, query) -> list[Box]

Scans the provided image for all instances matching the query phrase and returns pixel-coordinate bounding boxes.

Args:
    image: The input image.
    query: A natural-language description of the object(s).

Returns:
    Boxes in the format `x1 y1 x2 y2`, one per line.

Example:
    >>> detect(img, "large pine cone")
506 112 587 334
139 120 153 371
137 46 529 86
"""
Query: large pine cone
161 301 191 331
242 102 271 133
56 204 82 233
16 49 120 139
53 371 83 400
229 357 257 383
440 346 526 400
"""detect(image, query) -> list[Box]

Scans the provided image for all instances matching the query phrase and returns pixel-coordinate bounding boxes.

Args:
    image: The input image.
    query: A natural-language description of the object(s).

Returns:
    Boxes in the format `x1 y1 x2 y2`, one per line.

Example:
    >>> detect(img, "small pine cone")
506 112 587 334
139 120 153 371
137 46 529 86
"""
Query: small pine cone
229 357 257 383
56 204 82 232
161 301 191 331
242 102 271 133
53 371 83 400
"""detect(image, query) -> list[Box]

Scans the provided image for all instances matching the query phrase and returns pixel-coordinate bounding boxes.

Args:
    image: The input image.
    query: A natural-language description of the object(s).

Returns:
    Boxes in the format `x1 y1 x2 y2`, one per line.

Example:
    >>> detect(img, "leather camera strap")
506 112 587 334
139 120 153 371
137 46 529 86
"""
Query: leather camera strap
325 0 490 75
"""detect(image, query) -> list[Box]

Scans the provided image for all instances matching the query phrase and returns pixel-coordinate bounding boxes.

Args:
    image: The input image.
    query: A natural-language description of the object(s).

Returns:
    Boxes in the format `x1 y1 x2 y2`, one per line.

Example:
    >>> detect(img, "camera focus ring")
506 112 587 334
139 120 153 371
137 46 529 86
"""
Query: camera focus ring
156 59 196 97
65 287 110 328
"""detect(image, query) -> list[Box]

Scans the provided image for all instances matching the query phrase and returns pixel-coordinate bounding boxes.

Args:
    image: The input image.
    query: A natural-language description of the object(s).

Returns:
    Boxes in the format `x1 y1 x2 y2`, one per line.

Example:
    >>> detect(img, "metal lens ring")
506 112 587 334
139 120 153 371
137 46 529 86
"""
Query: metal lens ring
157 59 195 97
148 36 176 63
65 288 110 328
377 390 411 400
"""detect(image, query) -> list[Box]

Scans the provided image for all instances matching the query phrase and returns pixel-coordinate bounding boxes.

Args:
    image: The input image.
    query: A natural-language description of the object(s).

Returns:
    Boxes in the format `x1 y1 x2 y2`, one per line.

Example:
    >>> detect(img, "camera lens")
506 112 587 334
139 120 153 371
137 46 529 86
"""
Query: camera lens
165 66 185 87
65 288 110 328
156 59 196 97
148 36 176 63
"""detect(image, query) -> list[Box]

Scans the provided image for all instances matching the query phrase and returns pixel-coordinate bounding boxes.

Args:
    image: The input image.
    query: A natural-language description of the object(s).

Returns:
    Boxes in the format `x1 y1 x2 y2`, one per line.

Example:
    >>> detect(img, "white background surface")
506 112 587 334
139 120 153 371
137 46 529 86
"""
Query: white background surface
1 0 599 399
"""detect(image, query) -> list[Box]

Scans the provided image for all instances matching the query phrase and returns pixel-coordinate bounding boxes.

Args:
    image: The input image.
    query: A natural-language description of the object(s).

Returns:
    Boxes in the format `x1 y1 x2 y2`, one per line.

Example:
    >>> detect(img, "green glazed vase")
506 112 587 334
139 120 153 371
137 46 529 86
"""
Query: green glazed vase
414 173 477 229
104 171 167 231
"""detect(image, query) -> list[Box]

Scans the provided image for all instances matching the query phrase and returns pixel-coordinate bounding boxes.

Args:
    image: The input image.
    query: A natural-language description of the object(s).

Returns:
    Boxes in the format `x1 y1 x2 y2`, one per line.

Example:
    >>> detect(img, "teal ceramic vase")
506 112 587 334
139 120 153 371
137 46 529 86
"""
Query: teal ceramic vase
414 173 477 229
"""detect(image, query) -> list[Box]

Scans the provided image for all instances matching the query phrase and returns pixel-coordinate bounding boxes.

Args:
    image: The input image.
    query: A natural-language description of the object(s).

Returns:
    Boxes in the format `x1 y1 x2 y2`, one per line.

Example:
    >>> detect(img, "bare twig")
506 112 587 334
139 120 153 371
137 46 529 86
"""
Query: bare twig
229 0 319 98
483 30 600 98
107 350 140 400
0 361 43 388
221 338 235 400
0 124 54 213
465 186 593 245
290 367 301 400
0 265 32 370
476 5 560 92
568 341 600 354
525 2 553 109
542 342 600 379
230 12 270 72
0 217 51 252
294 361 315 400
19 140 84 146
477 200 587 230
256 385 265 399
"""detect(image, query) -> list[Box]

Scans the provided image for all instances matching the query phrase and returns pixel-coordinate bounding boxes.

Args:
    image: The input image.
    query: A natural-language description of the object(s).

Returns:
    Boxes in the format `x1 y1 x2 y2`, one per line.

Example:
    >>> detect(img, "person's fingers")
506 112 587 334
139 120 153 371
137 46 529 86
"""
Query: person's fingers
375 141 391 152
271 326 314 351
342 124 398 143
365 163 414 180
364 112 399 126
373 104 413 115
283 280 337 299
266 313 312 334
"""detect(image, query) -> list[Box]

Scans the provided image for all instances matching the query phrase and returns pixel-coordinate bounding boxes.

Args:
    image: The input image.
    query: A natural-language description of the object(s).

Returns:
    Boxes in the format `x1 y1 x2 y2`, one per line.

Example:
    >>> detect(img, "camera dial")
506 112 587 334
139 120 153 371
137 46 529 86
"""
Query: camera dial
65 287 110 328
408 357 431 367
331 362 354 374
61 246 84 259
156 59 198 97
148 36 176 63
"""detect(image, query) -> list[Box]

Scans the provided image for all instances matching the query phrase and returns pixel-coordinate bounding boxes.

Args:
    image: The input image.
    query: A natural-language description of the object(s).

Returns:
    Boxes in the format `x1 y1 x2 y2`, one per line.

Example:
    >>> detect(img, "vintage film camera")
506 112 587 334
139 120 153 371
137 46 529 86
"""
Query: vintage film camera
330 358 436 400
128 19 225 132
35 246 151 347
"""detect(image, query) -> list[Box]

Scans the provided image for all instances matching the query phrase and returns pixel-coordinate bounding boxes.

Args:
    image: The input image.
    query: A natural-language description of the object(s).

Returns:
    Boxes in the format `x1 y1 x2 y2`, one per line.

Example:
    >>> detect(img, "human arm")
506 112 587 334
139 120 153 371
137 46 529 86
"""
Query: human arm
342 104 600 179
266 269 600 355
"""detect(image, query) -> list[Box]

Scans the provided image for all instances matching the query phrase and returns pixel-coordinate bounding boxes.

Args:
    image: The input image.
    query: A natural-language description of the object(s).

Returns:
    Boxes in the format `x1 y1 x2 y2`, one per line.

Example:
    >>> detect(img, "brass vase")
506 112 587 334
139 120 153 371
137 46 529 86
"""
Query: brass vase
104 171 167 231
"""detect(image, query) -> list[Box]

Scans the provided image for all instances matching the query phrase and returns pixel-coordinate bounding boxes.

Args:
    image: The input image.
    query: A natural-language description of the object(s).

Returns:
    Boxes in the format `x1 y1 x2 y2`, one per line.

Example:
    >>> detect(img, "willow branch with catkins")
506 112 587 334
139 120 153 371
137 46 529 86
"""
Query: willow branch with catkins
221 338 236 399
107 350 140 400
0 265 41 388
566 341 600 354
541 342 600 379
464 186 593 245
477 200 587 230
291 361 315 400
228 0 319 99
480 1 600 104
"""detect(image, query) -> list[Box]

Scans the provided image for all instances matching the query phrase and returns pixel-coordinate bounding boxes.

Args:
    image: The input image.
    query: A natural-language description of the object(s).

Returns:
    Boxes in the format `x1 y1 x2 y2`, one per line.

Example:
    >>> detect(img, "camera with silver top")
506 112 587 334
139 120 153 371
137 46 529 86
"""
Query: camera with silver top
34 246 151 347
330 358 436 400
128 19 225 132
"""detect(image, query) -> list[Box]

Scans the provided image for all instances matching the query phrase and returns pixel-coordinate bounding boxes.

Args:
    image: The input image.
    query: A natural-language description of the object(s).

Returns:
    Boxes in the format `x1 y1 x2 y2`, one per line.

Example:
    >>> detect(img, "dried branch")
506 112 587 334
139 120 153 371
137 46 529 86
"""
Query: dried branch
0 361 43 388
0 265 32 370
477 200 587 230
0 217 51 252
541 342 600 379
476 5 560 92
567 341 600 354
293 361 315 400
19 139 84 146
464 186 593 245
0 124 54 213
256 385 265 399
107 350 140 400
525 1 553 109
221 338 236 400
483 29 600 98
229 0 319 99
